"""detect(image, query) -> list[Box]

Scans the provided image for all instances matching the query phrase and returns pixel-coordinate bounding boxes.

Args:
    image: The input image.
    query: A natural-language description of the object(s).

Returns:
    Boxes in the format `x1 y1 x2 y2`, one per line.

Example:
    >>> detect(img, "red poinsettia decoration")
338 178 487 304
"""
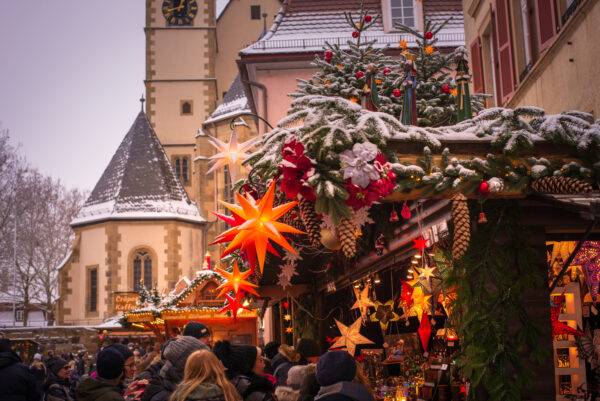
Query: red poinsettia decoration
279 139 316 201
345 153 396 210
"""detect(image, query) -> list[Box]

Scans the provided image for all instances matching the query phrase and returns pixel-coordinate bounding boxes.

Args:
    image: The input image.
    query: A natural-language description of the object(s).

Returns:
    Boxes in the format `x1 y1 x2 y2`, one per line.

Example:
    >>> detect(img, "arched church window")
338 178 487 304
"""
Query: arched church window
181 100 193 115
133 250 153 291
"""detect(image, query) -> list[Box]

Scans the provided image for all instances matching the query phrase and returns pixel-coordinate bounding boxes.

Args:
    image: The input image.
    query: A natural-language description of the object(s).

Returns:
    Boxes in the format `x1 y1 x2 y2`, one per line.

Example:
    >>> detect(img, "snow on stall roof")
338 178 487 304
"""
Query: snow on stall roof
73 112 204 227
241 1 464 55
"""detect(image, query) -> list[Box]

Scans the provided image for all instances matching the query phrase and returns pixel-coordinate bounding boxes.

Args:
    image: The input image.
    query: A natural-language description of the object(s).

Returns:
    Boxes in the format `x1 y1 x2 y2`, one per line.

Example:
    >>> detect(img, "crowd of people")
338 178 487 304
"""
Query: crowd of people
0 322 374 401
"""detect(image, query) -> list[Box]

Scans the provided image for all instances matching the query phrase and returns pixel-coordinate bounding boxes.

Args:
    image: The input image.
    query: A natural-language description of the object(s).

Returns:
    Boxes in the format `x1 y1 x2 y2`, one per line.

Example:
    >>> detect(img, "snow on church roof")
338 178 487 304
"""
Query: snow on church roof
72 112 205 227
241 0 464 55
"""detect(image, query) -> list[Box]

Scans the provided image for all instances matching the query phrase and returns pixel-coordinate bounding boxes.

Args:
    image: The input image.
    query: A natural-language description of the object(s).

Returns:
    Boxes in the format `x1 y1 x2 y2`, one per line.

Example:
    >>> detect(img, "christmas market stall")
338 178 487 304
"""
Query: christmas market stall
198 4 600 401
123 269 258 345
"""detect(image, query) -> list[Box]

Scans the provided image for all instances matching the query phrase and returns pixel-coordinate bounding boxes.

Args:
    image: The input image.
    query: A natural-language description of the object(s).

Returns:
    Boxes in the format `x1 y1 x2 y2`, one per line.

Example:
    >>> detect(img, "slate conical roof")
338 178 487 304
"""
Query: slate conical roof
72 112 204 226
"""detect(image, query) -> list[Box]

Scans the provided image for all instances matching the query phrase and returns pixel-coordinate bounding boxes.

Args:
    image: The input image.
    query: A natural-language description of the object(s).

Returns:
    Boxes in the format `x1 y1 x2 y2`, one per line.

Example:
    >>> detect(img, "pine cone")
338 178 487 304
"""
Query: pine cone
282 205 305 232
531 176 593 194
452 193 470 260
339 217 357 258
298 199 321 247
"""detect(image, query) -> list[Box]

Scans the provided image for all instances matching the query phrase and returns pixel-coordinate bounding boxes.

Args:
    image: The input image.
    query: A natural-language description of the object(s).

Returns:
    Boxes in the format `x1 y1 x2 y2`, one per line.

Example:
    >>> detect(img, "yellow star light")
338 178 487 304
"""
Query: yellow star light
330 318 374 356
399 39 408 50
213 181 304 273
408 287 432 321
285 326 294 334
352 285 375 321
206 129 256 183
424 46 435 55
283 314 292 321
419 266 436 281
370 300 400 330
215 260 258 298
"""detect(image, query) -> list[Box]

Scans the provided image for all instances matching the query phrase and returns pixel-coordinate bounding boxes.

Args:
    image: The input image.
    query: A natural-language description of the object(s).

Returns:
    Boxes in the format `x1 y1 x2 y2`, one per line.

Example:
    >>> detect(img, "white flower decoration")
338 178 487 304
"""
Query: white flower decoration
340 142 380 188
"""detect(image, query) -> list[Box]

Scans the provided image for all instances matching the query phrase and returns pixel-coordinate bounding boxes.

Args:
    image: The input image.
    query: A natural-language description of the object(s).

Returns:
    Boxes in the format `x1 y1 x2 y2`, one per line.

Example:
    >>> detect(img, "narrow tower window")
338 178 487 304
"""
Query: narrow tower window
181 100 193 115
251 5 261 20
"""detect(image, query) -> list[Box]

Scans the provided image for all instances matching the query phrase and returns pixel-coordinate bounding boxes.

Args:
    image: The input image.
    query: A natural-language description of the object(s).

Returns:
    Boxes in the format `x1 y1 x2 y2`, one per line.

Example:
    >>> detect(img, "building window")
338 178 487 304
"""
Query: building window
250 5 261 20
181 100 193 115
88 267 98 313
173 155 191 185
390 0 415 29
15 309 24 322
133 250 153 291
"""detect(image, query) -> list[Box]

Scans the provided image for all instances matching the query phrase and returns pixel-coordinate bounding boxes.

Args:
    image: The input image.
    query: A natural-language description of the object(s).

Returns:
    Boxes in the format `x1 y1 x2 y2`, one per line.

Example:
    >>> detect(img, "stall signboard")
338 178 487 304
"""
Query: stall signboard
114 292 139 313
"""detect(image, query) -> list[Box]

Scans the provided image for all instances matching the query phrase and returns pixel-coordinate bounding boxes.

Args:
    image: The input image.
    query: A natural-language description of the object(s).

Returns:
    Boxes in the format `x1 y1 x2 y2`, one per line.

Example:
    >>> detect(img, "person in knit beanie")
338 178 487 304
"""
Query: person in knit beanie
213 340 275 401
182 321 213 349
314 351 373 401
105 343 136 383
75 348 125 401
139 336 206 401
44 357 74 401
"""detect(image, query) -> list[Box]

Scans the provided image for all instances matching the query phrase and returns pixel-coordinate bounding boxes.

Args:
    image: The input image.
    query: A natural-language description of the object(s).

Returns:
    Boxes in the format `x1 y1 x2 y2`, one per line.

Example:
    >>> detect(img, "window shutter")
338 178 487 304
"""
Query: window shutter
494 0 515 104
535 0 557 51
470 37 485 93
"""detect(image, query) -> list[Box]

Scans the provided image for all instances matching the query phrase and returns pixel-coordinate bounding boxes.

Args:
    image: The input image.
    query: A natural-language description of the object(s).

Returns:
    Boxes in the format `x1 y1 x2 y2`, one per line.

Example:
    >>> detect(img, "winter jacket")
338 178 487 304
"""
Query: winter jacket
271 354 293 386
314 382 374 401
75 377 125 401
181 383 227 401
44 371 74 401
139 363 181 401
0 350 42 401
30 363 47 395
231 374 276 401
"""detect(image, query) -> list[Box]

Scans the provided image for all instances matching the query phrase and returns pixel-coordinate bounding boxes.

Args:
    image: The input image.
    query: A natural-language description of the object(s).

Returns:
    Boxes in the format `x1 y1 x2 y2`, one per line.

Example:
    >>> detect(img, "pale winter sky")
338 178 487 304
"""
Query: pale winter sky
0 0 229 191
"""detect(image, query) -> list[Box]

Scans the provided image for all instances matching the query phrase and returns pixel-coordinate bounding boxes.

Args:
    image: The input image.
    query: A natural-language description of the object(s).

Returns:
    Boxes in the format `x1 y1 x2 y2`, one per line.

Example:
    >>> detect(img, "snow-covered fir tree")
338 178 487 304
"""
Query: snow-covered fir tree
293 7 404 118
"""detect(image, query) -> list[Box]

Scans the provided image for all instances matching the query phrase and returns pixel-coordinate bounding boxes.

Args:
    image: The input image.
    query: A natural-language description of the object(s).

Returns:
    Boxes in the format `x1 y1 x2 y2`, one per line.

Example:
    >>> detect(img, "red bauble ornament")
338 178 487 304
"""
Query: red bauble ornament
441 83 451 94
392 88 402 97
324 50 333 62
383 67 391 75
354 71 365 79
352 31 360 38
478 180 490 196
400 201 411 220
389 210 399 222
477 212 488 224
424 31 433 40
282 301 290 309
364 15 372 23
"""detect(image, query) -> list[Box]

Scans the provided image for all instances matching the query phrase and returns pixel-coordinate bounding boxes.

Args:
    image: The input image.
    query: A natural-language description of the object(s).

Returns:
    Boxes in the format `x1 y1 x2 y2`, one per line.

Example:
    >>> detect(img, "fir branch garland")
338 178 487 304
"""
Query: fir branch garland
441 201 549 401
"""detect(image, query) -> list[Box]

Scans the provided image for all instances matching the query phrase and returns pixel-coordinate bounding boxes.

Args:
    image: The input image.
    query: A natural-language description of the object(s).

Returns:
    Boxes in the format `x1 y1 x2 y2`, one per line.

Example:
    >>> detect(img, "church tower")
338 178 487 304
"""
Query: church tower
145 0 217 198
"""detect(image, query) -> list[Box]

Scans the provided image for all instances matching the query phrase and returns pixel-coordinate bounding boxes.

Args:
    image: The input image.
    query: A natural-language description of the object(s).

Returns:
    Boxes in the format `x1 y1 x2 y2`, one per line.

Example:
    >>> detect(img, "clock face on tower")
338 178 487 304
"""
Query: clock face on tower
162 0 198 26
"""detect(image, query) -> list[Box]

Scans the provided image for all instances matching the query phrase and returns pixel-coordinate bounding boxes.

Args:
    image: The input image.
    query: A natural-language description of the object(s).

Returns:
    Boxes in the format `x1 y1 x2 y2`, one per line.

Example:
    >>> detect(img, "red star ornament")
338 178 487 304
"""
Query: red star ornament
220 292 248 320
412 237 427 252
215 260 258 298
400 281 414 308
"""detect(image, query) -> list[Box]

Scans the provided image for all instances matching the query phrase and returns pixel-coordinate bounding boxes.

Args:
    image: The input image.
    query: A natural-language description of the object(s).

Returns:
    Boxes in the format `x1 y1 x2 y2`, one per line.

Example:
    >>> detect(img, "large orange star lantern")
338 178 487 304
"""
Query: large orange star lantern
215 260 258 298
212 181 304 273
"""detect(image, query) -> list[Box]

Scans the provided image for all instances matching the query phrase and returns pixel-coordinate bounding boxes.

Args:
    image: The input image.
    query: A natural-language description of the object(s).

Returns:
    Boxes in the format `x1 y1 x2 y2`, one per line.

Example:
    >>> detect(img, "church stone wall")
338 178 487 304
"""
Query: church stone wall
58 220 205 326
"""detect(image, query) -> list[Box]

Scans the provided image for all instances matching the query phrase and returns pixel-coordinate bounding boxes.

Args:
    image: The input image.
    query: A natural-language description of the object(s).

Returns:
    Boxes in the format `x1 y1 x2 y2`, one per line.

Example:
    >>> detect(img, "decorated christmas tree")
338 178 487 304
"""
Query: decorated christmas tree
293 5 404 117
393 19 483 127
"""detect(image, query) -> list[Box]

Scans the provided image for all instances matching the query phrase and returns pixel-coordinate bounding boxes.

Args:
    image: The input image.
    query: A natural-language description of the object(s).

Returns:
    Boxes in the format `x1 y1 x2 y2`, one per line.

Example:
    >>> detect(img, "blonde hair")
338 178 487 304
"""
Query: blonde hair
169 350 241 401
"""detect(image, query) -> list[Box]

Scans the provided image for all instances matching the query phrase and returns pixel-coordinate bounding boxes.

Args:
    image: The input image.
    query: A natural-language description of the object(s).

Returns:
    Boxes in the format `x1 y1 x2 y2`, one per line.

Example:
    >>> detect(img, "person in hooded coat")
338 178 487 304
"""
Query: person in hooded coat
270 345 300 386
75 347 126 401
44 357 74 401
30 353 47 396
0 338 41 401
213 341 275 401
261 342 280 376
313 351 373 401
139 336 206 401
